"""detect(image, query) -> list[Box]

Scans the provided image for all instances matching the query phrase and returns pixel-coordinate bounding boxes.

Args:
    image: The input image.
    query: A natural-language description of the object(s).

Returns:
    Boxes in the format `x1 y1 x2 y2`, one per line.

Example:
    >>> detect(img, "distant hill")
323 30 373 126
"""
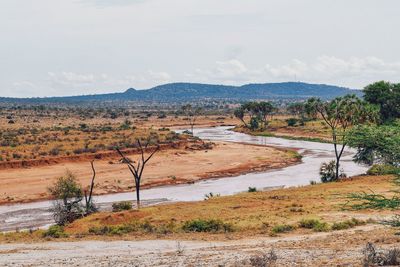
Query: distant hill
0 82 362 104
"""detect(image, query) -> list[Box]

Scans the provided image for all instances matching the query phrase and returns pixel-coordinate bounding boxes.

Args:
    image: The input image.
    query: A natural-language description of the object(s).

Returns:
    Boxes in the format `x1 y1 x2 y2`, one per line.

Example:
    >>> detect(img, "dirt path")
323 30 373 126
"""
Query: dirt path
0 225 394 266
0 142 297 204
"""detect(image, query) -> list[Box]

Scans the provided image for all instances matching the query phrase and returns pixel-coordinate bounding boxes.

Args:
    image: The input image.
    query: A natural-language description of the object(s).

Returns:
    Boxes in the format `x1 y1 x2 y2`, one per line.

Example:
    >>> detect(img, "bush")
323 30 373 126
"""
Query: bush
248 187 257 192
286 118 299 127
331 218 365 230
88 221 155 236
319 160 337 183
298 219 329 232
271 224 294 234
182 219 233 233
112 201 133 212
42 225 68 238
367 164 400 176
48 172 84 225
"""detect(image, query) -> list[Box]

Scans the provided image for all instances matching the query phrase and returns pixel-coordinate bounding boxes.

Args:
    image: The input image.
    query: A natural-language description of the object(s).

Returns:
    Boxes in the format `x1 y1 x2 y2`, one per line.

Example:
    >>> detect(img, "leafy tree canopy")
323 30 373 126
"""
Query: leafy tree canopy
364 81 400 123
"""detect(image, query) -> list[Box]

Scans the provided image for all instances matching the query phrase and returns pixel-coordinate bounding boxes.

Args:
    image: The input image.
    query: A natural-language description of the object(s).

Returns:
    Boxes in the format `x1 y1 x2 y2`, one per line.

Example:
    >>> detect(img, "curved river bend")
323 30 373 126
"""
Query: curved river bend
0 127 368 231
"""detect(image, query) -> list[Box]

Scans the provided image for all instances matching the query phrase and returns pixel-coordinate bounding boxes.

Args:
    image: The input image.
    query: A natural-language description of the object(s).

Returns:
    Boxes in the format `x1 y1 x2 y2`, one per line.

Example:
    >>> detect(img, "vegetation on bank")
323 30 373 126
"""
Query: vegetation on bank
1 174 396 242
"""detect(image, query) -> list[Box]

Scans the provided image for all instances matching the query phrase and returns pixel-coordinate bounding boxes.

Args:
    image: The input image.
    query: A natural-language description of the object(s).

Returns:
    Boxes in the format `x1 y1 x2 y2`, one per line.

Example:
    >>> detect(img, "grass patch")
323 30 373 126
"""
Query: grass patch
88 221 156 236
298 218 329 232
367 165 400 176
42 225 68 238
271 224 294 234
112 201 133 212
331 218 366 230
182 219 233 233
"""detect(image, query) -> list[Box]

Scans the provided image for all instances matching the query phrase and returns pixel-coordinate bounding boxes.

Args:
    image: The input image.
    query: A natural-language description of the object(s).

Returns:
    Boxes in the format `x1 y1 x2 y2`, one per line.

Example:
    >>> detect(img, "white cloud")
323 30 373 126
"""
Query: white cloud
191 56 400 88
7 55 400 97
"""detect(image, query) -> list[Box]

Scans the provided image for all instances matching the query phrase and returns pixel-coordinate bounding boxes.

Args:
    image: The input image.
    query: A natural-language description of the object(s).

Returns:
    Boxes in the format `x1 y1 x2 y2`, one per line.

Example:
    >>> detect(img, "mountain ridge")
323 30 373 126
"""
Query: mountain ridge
0 82 362 103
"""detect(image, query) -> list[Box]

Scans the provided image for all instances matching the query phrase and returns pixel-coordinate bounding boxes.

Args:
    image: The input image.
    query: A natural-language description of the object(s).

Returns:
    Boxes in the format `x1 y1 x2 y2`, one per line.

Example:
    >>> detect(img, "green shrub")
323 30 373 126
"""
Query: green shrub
182 219 233 233
298 219 329 232
248 187 257 192
271 224 294 234
331 218 365 230
286 118 298 127
88 222 155 236
320 160 337 183
367 164 400 176
313 222 329 232
299 219 322 229
112 201 133 212
42 225 68 238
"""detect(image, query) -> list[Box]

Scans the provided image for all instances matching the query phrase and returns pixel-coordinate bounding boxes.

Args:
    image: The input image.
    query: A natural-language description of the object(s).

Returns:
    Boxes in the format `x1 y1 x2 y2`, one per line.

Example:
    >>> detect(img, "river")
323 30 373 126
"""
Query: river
0 126 368 232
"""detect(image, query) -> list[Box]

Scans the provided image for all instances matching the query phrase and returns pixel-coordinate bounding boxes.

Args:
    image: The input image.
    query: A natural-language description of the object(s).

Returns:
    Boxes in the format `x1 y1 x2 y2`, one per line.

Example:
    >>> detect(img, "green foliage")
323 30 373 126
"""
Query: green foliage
42 225 68 238
48 171 83 201
306 94 378 181
319 160 337 183
348 124 400 166
88 221 157 235
286 118 299 127
234 101 275 130
271 224 294 234
367 164 400 176
248 187 257 192
112 201 133 212
298 219 329 232
364 81 400 123
331 218 365 230
48 171 84 225
182 219 233 233
346 192 400 210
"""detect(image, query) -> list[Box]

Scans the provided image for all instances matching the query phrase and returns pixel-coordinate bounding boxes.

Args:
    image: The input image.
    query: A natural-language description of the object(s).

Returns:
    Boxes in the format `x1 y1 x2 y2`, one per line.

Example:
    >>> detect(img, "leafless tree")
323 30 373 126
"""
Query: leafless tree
117 140 159 209
84 160 97 215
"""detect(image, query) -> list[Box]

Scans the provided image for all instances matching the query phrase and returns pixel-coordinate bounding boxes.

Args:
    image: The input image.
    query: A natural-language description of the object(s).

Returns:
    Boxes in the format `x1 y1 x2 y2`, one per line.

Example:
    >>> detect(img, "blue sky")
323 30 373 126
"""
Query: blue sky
1 0 400 97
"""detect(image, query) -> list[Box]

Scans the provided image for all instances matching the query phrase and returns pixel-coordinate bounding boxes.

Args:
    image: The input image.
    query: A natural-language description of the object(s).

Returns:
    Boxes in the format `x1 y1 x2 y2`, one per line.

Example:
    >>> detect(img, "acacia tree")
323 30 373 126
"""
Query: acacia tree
117 139 159 209
347 124 400 166
364 81 400 123
234 101 275 130
181 104 202 135
307 95 378 180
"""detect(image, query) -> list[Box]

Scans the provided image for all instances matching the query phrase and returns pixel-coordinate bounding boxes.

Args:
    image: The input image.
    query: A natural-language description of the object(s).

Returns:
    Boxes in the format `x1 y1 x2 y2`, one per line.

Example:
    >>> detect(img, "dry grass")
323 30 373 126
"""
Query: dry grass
65 175 395 236
0 174 396 243
236 118 332 142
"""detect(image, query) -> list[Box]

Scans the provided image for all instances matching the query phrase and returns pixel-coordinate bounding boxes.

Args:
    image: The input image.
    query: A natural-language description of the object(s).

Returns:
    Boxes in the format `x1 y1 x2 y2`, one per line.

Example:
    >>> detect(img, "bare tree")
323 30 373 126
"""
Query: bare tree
117 140 159 209
84 160 97 215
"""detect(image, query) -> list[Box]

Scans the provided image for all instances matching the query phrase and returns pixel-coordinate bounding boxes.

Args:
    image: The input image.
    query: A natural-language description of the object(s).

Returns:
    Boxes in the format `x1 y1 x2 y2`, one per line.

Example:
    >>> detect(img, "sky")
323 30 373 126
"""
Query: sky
1 0 400 97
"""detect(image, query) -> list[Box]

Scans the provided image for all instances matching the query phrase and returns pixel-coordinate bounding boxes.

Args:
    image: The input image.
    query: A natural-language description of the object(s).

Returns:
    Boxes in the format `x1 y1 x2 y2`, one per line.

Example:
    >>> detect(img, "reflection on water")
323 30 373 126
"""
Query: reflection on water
0 127 368 231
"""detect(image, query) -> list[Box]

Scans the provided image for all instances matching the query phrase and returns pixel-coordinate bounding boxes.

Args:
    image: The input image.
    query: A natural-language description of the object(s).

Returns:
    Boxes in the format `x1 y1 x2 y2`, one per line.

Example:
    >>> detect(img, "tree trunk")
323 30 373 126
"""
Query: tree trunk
136 183 140 209
333 133 340 181
335 157 340 180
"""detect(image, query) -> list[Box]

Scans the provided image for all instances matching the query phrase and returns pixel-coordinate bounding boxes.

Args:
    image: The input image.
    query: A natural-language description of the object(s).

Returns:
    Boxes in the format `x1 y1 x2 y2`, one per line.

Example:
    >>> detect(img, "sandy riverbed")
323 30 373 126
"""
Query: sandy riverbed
0 141 297 204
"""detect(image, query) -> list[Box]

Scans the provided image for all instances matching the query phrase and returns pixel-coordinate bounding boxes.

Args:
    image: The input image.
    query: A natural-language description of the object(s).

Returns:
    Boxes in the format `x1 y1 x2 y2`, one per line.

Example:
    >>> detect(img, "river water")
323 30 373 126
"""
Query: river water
0 127 368 232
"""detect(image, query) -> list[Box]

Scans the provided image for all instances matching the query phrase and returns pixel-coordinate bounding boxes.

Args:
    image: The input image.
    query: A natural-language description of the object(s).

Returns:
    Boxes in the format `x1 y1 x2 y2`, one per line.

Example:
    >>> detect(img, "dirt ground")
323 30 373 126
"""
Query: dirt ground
0 225 398 266
0 141 298 204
